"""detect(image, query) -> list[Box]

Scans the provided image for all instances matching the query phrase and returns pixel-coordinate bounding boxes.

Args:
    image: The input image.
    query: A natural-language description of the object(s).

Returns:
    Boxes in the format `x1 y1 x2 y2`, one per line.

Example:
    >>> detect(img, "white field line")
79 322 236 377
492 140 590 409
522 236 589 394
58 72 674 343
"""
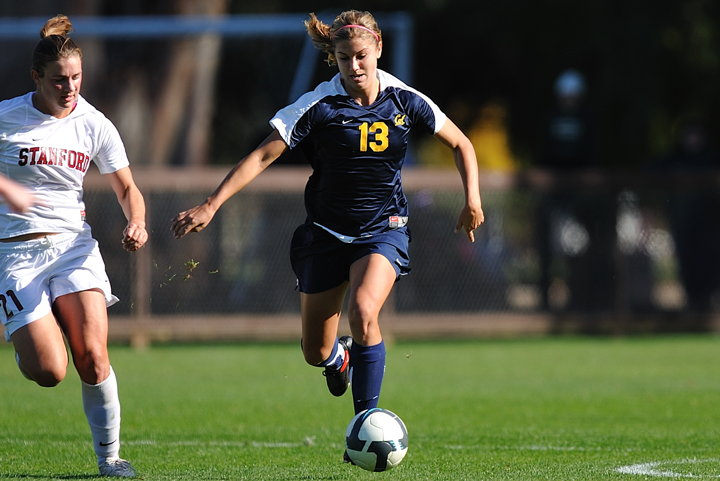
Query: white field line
2 438 615 451
616 458 720 478
447 444 622 451
4 438 719 477
4 435 719 479
0 438 326 449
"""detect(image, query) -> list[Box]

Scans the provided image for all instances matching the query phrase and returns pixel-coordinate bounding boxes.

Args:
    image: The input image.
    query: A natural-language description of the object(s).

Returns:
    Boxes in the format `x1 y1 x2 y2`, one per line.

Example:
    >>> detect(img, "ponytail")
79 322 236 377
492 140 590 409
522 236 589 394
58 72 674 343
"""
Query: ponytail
32 15 82 76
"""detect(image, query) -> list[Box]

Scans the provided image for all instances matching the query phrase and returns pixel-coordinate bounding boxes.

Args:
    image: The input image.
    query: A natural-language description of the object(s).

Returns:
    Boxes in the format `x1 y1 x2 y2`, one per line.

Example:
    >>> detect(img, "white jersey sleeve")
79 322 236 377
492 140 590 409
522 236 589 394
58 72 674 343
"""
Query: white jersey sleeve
269 75 345 148
377 69 447 134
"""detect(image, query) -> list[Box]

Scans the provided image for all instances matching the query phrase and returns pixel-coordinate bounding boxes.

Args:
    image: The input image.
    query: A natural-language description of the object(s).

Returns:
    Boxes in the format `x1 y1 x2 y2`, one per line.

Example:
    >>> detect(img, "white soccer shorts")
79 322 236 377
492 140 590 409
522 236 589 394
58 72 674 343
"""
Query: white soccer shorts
0 228 119 341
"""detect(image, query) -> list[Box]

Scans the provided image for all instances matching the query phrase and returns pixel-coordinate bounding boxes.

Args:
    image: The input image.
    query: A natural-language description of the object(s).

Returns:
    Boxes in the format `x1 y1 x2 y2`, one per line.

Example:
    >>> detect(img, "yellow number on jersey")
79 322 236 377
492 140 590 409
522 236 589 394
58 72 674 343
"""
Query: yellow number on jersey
358 122 389 152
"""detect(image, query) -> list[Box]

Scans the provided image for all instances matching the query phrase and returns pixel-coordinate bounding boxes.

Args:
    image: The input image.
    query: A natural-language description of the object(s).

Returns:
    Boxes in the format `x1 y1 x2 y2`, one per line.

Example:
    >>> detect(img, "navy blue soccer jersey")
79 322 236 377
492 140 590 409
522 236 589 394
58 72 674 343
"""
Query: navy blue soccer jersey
270 69 447 238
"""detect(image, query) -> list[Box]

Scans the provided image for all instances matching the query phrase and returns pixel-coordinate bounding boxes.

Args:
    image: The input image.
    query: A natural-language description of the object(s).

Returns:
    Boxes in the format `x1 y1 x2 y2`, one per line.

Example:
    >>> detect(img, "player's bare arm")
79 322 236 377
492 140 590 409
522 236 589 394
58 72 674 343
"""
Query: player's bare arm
107 167 148 252
171 130 288 239
0 175 42 213
434 119 484 242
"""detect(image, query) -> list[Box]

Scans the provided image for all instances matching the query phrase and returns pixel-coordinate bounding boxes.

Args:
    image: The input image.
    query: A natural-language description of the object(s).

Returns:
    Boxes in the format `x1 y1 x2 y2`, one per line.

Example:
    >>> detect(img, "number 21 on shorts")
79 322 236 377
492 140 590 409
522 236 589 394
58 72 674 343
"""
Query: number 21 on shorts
1 290 24 319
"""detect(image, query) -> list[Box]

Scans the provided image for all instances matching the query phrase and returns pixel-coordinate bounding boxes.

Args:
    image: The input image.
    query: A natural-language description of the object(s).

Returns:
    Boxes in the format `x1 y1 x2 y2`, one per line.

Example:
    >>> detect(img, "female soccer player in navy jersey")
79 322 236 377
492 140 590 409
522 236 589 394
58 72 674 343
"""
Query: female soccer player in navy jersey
172 9 484 420
0 15 147 477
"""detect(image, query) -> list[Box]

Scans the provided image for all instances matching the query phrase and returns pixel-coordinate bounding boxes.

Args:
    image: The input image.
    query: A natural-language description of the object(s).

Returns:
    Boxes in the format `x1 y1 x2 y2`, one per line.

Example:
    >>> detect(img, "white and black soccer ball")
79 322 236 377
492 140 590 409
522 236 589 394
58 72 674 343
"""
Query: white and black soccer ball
345 408 408 471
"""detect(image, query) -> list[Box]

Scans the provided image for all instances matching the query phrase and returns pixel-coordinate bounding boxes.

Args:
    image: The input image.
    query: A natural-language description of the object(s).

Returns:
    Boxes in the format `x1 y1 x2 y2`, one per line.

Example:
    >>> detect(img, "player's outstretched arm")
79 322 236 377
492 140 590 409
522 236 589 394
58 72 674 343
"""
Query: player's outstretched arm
434 119 484 242
171 130 288 239
107 167 148 252
0 174 42 213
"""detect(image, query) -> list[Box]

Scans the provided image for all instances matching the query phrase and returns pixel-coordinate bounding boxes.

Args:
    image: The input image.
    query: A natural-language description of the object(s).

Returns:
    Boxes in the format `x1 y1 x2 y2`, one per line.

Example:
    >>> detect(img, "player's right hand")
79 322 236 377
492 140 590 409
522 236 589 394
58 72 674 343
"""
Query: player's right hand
171 203 216 239
1 179 45 213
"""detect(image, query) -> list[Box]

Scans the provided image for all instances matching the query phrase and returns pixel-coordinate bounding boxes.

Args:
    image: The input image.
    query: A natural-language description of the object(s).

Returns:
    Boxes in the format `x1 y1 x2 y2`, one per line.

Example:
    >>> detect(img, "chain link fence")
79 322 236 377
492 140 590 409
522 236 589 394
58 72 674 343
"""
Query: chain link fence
79 167 720 343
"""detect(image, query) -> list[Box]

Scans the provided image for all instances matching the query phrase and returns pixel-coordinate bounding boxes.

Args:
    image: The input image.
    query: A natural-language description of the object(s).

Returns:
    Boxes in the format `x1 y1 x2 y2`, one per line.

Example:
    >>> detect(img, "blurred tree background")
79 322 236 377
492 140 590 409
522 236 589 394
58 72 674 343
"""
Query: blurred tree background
4 0 720 325
1 0 719 169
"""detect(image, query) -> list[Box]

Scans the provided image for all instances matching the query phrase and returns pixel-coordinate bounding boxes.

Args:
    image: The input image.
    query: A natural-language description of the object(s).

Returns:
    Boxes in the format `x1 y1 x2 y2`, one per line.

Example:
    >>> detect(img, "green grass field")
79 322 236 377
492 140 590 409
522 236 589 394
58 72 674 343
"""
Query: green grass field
0 335 718 480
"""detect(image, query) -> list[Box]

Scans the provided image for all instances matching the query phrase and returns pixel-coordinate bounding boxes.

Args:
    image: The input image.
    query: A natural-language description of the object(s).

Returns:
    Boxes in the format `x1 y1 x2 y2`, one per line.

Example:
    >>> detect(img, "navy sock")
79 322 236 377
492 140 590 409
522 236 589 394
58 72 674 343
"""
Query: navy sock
350 341 386 414
316 338 344 371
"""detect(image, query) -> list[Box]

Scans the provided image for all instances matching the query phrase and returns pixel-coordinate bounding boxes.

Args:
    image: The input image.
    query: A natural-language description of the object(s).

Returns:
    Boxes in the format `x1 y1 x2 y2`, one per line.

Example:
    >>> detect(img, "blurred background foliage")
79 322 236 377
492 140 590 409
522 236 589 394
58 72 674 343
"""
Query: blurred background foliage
4 1 720 330
1 0 719 169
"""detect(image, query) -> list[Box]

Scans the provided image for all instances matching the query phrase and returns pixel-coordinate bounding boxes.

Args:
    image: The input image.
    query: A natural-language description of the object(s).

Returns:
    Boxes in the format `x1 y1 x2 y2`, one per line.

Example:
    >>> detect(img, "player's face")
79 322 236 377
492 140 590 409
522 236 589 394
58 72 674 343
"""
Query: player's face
31 54 83 119
334 36 382 96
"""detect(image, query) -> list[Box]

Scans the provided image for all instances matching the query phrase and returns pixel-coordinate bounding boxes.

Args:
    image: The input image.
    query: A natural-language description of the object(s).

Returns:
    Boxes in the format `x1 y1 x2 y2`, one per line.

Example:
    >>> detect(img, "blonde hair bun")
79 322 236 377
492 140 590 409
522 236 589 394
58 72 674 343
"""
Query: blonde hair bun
40 15 73 38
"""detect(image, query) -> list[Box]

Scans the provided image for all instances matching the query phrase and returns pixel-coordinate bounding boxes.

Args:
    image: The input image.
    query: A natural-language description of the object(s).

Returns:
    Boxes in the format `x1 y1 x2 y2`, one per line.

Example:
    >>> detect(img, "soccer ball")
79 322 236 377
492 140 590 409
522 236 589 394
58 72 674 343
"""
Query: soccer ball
345 408 408 471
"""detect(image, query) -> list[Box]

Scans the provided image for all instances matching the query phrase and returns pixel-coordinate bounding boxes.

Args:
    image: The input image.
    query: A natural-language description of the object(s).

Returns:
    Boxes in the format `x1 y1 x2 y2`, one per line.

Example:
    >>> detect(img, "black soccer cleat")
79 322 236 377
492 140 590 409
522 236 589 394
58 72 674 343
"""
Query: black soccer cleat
323 336 352 396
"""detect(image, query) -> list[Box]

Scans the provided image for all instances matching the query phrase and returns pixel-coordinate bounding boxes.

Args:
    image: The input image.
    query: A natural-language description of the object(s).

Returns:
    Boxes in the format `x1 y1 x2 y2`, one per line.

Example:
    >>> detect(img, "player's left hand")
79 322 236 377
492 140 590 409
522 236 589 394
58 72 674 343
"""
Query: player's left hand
122 222 148 251
455 204 484 243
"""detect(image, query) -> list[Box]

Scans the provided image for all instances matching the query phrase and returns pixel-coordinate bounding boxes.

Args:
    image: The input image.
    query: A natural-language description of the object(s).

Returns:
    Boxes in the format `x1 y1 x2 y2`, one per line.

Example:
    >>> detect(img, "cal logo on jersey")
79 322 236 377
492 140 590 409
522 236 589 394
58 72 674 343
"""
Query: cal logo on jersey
394 114 407 126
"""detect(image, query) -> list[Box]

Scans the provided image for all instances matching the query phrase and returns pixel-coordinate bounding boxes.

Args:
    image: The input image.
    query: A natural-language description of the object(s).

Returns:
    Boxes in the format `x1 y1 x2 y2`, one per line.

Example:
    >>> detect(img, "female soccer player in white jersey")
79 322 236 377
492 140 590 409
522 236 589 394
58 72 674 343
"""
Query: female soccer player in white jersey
0 15 147 478
172 7 483 441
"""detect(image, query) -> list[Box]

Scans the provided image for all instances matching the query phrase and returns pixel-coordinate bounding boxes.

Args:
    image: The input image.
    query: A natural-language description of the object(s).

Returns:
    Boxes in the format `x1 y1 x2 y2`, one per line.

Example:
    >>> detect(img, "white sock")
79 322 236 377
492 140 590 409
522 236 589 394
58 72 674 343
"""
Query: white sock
81 366 122 463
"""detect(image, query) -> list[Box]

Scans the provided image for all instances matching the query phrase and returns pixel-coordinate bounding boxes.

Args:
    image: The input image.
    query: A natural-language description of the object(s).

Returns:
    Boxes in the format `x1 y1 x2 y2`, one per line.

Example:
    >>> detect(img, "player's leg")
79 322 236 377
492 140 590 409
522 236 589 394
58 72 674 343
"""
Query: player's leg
11 313 68 386
300 283 353 396
54 289 134 478
346 253 397 414
54 289 110 383
2 238 69 386
292 224 355 396
300 282 346 364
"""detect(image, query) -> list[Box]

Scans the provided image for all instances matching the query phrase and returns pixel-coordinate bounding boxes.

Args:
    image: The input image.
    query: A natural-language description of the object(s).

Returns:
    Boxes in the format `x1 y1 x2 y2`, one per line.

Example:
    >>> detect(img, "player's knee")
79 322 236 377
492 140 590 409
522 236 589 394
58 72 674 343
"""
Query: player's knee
73 349 110 385
33 365 67 387
303 348 325 366
17 352 67 387
348 310 379 339
348 300 380 327
301 341 330 366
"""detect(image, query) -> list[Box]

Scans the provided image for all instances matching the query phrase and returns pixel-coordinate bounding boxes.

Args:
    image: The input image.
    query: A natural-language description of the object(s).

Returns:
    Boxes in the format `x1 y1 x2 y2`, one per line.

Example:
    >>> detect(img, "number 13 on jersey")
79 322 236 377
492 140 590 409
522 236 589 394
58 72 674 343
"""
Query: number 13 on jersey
358 122 389 152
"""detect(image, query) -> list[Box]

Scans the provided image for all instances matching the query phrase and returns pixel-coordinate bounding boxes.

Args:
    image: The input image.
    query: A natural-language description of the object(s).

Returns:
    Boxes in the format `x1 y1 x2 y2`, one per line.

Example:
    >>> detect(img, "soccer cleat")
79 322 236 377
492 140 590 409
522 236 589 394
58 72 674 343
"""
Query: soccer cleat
323 336 352 397
98 457 136 478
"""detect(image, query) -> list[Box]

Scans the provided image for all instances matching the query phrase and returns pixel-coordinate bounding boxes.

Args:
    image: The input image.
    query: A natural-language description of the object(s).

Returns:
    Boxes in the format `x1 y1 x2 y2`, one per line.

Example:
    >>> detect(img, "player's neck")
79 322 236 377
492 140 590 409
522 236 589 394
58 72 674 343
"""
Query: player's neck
345 77 381 107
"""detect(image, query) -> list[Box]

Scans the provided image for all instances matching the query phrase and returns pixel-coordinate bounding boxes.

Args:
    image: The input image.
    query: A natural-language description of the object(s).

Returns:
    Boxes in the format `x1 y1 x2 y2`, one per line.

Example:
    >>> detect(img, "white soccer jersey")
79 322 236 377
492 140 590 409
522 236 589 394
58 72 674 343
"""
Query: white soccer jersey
0 92 129 237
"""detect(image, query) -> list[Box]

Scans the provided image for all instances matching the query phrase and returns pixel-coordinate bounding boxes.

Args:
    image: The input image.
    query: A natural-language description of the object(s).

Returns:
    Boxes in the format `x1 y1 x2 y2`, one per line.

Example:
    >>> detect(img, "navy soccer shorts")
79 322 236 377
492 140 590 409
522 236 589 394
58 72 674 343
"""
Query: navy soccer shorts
290 223 411 294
